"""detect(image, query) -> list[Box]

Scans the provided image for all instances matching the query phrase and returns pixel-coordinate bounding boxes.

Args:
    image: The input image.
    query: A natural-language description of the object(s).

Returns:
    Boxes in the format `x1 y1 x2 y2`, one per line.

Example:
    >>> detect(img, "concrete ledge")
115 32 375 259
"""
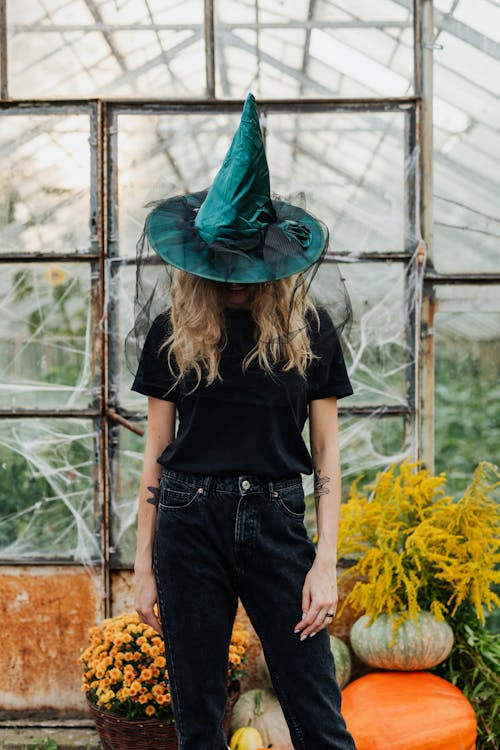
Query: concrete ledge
0 728 102 750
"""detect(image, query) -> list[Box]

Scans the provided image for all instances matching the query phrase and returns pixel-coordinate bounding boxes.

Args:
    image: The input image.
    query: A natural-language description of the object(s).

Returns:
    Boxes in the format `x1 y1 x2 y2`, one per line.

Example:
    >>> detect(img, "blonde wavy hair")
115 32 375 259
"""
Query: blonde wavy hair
159 268 321 395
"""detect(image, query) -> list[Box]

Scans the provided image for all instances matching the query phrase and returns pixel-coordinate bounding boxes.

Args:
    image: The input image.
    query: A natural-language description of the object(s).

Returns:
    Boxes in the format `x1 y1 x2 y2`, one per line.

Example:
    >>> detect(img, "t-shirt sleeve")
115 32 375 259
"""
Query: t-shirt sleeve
130 311 181 403
307 306 354 401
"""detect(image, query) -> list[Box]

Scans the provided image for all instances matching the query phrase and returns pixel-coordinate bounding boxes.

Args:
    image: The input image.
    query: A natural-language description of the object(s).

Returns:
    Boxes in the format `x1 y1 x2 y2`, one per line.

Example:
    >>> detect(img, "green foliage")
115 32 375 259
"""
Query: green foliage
435 336 500 496
31 739 59 750
0 421 95 558
9 265 89 393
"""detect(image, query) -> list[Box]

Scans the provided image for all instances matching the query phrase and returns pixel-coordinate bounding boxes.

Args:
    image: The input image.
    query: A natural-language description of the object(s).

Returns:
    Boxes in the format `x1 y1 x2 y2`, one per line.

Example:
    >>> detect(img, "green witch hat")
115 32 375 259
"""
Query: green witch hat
143 92 329 283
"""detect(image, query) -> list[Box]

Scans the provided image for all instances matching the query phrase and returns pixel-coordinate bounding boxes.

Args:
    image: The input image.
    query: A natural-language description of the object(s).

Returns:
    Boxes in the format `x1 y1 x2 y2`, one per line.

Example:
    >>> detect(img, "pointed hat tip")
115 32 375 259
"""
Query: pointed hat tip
242 91 258 115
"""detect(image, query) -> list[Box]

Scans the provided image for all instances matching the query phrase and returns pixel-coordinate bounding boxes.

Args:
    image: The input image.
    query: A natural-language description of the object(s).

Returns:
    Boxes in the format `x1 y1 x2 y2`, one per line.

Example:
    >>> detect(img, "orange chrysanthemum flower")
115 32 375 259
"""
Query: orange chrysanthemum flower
78 612 250 721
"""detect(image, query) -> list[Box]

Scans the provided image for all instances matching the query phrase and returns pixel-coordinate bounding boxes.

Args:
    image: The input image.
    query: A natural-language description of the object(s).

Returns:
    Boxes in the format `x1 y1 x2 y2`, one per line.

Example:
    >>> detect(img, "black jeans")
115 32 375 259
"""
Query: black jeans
152 467 358 750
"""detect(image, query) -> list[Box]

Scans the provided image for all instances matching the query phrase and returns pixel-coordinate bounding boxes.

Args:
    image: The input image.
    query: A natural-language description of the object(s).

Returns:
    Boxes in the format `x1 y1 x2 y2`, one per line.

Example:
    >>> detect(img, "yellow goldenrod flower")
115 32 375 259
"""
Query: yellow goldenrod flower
336 459 500 638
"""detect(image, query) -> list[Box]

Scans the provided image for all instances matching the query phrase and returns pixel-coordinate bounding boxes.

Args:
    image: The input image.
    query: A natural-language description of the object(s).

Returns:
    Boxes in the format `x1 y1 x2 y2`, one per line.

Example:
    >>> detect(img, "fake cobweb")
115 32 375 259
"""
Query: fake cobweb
1 132 426 599
4 117 490 597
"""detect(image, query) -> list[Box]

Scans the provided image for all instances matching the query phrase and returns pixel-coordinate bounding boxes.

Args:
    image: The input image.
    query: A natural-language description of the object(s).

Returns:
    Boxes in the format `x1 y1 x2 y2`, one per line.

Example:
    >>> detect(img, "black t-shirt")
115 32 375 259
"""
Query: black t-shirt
131 305 353 478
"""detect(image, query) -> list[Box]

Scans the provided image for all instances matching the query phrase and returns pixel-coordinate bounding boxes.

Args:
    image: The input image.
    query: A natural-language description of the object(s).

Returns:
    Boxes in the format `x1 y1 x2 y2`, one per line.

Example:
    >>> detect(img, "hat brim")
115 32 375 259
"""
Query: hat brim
144 191 328 284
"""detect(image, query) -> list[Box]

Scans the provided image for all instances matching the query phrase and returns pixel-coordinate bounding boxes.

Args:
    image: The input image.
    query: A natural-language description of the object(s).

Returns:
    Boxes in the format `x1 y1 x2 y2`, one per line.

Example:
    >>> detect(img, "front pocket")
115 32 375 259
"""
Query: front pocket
274 482 306 519
158 474 201 510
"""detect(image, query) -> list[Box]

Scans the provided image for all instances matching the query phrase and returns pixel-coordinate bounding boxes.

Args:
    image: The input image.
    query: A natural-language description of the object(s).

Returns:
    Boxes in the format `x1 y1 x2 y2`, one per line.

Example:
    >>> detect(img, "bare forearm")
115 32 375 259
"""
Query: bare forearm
134 455 163 574
311 444 342 563
134 397 176 576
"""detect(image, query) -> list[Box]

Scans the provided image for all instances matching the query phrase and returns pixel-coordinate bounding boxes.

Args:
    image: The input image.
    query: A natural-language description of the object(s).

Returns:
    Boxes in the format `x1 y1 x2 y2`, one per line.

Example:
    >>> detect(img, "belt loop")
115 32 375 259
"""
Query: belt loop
267 478 275 500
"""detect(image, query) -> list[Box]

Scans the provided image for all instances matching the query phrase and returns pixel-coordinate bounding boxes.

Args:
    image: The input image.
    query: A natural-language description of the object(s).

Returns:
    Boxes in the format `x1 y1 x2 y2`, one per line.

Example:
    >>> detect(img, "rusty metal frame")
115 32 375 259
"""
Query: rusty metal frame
204 0 215 97
0 12 417 606
0 104 420 581
1 0 499 729
96 99 111 615
0 0 6 99
105 97 420 544
2 0 499 596
416 0 435 473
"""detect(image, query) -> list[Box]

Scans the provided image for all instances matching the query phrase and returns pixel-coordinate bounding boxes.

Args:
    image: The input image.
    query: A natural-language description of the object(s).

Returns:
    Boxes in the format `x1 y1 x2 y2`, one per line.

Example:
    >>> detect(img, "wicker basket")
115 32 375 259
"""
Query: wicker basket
87 679 240 750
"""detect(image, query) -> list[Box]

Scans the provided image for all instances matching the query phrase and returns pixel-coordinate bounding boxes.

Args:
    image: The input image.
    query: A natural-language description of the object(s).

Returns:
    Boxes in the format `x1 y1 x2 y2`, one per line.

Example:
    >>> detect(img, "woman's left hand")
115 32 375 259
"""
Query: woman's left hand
293 556 338 640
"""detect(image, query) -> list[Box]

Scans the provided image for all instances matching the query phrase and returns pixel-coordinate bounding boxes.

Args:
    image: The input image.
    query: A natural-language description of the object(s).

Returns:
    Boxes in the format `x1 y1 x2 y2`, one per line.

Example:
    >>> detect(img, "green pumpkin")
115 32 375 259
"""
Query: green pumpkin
329 635 352 687
350 610 454 670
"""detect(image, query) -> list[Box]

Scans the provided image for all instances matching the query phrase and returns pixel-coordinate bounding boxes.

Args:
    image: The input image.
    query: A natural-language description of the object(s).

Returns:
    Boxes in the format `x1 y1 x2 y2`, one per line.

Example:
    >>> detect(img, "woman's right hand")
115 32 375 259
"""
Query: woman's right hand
134 569 164 637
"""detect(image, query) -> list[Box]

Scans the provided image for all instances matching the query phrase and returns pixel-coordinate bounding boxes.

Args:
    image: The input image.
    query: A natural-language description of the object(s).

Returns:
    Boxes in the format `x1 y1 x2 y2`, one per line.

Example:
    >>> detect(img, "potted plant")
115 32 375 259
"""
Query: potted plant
336 459 500 671
77 611 250 750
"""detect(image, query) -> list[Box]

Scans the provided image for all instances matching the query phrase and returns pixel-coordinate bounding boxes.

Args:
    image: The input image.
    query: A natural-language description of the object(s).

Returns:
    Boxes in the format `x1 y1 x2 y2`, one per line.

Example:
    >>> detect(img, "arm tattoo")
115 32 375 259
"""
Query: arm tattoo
314 467 331 510
146 482 160 507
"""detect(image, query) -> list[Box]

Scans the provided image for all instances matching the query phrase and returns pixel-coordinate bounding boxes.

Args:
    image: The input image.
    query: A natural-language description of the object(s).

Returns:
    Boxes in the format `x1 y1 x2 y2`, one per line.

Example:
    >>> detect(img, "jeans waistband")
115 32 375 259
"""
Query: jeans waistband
161 467 303 496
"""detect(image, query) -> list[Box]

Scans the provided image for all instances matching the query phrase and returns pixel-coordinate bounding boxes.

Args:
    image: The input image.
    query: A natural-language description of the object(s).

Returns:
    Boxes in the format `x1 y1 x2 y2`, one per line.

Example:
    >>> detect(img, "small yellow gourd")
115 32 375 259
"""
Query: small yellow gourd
229 726 264 750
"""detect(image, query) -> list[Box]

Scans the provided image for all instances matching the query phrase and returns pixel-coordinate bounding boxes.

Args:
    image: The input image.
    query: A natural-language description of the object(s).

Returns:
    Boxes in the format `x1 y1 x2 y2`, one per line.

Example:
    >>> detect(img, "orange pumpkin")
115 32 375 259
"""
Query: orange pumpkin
341 671 476 750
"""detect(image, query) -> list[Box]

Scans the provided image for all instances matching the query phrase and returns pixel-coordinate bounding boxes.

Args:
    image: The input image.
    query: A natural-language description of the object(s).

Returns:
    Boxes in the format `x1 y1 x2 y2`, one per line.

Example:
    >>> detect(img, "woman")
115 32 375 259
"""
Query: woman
130 94 357 750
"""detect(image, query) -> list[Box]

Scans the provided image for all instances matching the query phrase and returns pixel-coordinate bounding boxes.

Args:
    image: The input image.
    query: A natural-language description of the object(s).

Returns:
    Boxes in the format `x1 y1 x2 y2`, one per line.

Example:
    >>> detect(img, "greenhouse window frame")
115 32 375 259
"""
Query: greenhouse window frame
1 0 499 618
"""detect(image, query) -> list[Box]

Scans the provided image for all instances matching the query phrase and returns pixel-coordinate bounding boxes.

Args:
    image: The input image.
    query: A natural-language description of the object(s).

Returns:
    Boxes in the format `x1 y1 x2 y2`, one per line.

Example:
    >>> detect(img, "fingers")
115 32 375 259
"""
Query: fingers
135 606 164 637
301 583 312 619
294 588 338 640
297 604 336 640
133 569 164 636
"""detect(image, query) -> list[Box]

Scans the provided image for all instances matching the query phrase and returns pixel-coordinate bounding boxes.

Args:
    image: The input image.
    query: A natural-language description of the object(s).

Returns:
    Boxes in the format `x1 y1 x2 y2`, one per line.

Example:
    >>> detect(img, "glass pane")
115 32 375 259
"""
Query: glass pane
0 419 99 562
110 421 146 568
339 415 412 484
266 112 408 254
117 112 243 257
0 264 95 410
434 285 500 494
0 114 91 256
215 0 414 97
111 262 156 412
117 110 411 258
433 6 500 272
311 260 410 407
302 414 412 542
7 0 205 98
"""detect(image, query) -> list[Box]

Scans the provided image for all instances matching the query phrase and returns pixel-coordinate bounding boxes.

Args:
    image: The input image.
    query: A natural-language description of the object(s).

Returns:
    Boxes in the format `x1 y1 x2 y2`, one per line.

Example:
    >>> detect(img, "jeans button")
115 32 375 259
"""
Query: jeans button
241 479 250 490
